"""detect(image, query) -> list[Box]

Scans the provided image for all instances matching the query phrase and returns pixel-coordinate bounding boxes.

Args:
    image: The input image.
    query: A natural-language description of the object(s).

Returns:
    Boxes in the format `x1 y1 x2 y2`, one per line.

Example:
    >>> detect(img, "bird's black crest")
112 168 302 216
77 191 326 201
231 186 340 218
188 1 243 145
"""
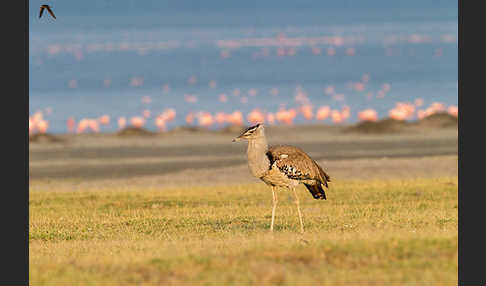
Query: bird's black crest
243 123 261 134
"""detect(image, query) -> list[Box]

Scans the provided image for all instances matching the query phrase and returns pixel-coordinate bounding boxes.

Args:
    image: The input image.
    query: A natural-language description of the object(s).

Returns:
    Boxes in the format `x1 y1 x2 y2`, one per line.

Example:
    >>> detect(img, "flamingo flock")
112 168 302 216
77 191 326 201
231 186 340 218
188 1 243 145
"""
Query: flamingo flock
29 29 457 135
29 112 49 135
39 31 456 62
30 72 458 135
29 100 458 135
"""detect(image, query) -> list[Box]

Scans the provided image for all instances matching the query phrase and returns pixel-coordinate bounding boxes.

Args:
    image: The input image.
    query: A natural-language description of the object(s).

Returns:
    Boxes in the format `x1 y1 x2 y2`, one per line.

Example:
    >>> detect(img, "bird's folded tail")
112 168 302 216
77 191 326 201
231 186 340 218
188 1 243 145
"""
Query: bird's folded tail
314 162 331 188
304 183 327 200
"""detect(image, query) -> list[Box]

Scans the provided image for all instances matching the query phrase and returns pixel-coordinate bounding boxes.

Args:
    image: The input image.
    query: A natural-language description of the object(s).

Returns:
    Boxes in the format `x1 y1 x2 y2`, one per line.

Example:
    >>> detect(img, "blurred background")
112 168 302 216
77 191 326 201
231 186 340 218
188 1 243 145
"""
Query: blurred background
29 0 457 134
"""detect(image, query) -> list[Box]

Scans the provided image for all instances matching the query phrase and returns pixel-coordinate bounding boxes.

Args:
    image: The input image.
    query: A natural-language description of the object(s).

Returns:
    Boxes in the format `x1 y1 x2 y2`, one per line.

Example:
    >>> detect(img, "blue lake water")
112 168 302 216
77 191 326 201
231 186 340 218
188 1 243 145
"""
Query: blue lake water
29 0 458 133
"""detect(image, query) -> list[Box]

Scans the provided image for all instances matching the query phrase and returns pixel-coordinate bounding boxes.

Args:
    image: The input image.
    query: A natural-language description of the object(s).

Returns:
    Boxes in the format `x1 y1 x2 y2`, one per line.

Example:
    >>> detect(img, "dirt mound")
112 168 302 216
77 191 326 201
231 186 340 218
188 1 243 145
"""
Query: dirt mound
29 133 64 143
344 118 409 134
168 126 205 133
117 127 156 137
414 112 458 128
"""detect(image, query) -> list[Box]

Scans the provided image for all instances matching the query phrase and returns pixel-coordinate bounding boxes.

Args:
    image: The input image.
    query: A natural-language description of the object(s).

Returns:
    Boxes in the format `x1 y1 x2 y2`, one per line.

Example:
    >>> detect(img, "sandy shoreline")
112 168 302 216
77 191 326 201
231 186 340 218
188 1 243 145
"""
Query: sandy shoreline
29 124 457 187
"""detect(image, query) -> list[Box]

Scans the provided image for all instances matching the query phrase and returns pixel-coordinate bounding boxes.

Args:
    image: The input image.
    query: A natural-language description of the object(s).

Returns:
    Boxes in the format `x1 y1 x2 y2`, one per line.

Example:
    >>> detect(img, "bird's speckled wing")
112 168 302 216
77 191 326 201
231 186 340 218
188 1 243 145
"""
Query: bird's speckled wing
266 145 330 185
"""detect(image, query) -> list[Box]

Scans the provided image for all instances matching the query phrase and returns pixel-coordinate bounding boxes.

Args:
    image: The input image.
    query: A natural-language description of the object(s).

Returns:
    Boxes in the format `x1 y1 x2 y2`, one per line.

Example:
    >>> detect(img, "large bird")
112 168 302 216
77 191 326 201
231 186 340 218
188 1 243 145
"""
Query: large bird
233 123 331 233
39 5 56 19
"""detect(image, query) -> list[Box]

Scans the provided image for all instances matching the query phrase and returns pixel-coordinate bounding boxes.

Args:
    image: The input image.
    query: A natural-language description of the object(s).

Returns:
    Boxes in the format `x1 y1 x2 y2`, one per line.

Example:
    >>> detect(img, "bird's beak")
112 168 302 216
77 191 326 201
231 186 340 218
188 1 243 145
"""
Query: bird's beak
232 135 243 142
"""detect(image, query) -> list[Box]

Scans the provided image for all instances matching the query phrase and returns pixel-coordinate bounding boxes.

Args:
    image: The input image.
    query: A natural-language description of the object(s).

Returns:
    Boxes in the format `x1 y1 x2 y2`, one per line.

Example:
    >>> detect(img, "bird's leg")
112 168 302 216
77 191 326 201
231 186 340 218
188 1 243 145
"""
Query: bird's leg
292 187 304 234
270 186 278 232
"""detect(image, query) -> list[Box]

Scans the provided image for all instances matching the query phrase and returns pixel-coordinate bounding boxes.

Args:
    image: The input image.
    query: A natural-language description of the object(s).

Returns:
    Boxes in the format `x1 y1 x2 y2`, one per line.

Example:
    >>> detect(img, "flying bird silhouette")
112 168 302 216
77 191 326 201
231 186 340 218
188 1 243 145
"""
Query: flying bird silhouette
39 5 56 19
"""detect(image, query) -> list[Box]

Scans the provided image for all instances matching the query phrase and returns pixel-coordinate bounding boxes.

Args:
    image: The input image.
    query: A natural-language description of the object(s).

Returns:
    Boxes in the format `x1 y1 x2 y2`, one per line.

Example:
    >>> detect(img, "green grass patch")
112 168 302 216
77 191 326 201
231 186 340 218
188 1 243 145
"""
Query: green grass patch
30 177 458 285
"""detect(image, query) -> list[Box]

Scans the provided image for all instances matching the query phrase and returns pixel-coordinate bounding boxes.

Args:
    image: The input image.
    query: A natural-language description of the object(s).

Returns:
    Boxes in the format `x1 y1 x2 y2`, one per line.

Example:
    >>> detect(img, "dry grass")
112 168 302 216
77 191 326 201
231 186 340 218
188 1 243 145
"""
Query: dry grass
30 177 458 285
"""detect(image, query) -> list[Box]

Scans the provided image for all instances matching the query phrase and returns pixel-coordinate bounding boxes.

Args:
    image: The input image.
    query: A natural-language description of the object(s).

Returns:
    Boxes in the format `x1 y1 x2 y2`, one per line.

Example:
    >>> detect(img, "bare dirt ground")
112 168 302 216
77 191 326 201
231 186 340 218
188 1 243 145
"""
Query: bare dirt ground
29 124 457 189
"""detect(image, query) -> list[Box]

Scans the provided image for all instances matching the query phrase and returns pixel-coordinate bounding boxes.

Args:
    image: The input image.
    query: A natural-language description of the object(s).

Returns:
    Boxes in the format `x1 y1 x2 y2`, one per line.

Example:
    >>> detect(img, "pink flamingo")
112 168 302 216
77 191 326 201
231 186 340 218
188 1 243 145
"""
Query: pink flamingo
316 106 330 121
266 112 276 125
352 82 365 92
232 88 241 97
198 112 214 128
188 75 197 85
142 96 152 104
118 117 126 130
77 119 100 133
330 110 343 123
186 112 195 125
88 119 100 133
29 118 34 135
331 36 345 46
129 77 144 87
155 115 166 131
276 108 296 125
67 117 75 133
388 108 408 121
382 83 391 93
131 116 145 128
414 98 424 107
68 79 78 89
417 110 427 120
361 74 370 83
391 102 416 120
341 106 351 121
218 94 228 103
47 44 61 55
220 49 231 59
358 109 378 122
103 78 112 88
270 88 279 96
37 120 49 134
143 110 151 118
333 94 345 101
324 86 335 95
447 105 458 117
295 88 310 105
227 111 244 126
77 119 88 134
430 102 446 112
247 109 265 125
300 105 313 120
345 47 355 56
98 115 110 125
162 108 176 122
215 112 227 125
286 47 297 56
184 94 198 104
417 102 447 119
441 34 456 43
162 84 170 94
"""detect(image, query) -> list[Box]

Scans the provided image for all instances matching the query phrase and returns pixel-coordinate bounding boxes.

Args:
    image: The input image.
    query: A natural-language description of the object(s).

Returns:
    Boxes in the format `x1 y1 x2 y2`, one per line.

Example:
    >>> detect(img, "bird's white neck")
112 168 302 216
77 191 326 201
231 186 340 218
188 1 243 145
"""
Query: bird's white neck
247 136 271 178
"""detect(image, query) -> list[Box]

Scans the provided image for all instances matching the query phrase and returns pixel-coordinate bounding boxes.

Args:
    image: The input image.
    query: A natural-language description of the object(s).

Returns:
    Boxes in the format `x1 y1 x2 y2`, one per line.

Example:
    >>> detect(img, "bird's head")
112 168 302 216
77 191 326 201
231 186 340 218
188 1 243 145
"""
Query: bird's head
232 123 265 142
